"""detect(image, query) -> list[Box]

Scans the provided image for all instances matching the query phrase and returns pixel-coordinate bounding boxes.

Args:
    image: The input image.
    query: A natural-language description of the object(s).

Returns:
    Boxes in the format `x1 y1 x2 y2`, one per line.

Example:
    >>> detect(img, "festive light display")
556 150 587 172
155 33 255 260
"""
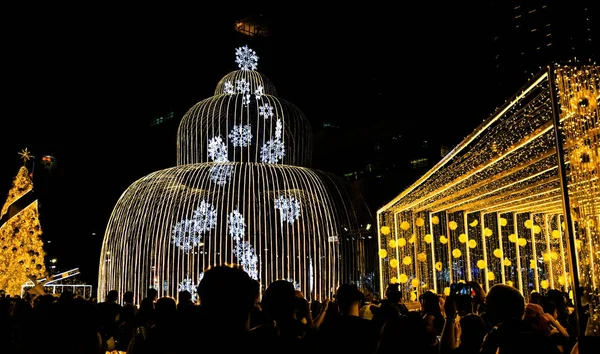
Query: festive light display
98 46 372 303
0 164 47 295
377 65 599 309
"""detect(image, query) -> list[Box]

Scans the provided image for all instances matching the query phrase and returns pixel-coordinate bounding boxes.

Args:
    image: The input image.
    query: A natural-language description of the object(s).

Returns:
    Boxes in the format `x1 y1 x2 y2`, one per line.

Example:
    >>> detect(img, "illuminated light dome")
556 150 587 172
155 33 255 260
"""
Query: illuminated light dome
99 46 372 303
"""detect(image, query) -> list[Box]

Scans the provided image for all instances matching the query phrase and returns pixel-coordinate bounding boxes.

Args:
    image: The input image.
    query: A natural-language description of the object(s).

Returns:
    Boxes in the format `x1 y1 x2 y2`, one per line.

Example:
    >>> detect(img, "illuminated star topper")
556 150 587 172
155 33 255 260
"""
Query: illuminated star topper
235 45 258 71
18 148 34 164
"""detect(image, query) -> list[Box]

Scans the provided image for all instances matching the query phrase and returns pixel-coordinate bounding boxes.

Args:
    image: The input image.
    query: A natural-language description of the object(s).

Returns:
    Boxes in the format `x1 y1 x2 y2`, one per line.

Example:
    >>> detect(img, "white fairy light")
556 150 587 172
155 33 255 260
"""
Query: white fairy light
274 119 283 140
209 164 234 186
233 240 258 280
236 78 250 95
177 277 198 301
230 125 253 148
235 45 259 71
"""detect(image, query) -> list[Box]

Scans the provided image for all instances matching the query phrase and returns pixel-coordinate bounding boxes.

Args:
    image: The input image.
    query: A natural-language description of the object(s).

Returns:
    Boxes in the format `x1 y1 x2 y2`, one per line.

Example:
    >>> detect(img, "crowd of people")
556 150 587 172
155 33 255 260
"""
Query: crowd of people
1 264 599 354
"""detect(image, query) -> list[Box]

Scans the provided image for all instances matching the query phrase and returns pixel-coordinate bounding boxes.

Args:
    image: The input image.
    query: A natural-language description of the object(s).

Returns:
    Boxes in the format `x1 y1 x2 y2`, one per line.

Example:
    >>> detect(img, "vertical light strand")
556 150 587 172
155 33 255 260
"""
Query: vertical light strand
586 221 597 289
545 214 555 289
497 213 506 284
480 212 489 292
530 213 540 292
558 214 568 292
394 212 401 281
377 211 384 297
463 212 472 281
445 212 453 285
428 212 437 293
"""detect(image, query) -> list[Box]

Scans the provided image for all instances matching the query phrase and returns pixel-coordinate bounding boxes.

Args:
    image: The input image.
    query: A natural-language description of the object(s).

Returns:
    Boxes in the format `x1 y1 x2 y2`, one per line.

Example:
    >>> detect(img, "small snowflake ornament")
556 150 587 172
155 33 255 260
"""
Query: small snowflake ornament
209 164 234 186
235 45 259 71
274 119 283 140
259 103 274 118
178 278 198 301
254 85 264 100
233 240 258 280
274 195 301 224
223 81 234 95
207 136 228 162
236 79 250 94
241 94 251 106
193 200 217 233
230 124 253 147
260 139 285 164
172 220 202 252
228 210 246 242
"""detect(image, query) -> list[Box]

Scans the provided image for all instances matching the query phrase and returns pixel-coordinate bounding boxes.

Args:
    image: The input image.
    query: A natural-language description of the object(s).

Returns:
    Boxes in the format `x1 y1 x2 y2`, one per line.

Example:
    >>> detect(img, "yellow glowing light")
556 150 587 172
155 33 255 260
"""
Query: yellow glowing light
415 217 425 227
408 235 416 243
397 238 407 247
506 280 513 287
458 234 467 243
390 277 398 284
499 217 507 226
493 249 503 258
389 258 399 268
524 220 533 229
424 234 433 244
431 216 440 224
399 274 408 283
411 278 420 288
551 230 560 239
469 220 478 227
449 221 458 230
379 249 388 259
558 275 566 285
417 253 427 262
477 260 486 269
452 248 462 258
444 287 450 296
517 238 527 247
402 256 412 265
543 252 551 262
18 147 34 163
576 239 582 251
533 225 541 234
381 226 391 235
439 236 448 244
410 292 417 301
487 272 495 281
484 228 493 237
541 280 549 289
508 234 517 243
400 221 410 230
530 259 536 269
550 251 558 261
388 239 397 248
468 239 477 248
435 262 443 271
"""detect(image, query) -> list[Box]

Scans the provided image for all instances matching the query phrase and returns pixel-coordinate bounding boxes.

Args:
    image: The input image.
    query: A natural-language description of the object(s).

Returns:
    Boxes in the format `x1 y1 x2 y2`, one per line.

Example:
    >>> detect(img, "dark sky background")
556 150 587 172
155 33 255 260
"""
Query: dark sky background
0 4 509 289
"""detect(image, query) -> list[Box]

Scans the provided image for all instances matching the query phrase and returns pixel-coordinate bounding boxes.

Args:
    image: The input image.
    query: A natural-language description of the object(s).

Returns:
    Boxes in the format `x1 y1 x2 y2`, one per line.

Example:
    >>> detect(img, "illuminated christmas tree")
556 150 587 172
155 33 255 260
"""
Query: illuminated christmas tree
0 149 47 296
99 46 372 302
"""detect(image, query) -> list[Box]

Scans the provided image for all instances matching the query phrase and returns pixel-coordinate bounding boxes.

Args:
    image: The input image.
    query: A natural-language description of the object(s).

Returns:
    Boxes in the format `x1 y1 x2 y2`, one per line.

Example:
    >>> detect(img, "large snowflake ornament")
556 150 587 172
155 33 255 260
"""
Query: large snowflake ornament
274 195 301 224
223 81 234 95
178 278 198 301
259 103 274 118
230 124 253 147
236 79 250 94
254 85 264 100
193 200 218 233
228 210 246 242
260 139 285 164
233 240 258 280
172 220 202 252
235 45 259 71
207 136 228 162
210 164 234 186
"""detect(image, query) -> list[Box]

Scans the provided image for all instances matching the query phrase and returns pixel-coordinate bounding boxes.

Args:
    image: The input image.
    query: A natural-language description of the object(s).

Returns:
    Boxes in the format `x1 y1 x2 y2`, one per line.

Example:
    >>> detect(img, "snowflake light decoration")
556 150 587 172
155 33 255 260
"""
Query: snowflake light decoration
209 164 234 186
223 81 234 95
171 220 202 252
274 195 301 224
236 79 250 95
260 139 285 164
235 45 258 71
228 210 246 242
259 103 274 118
242 94 251 107
274 119 283 140
233 240 258 280
193 200 218 233
230 124 253 147
207 136 228 162
178 277 198 301
254 85 264 100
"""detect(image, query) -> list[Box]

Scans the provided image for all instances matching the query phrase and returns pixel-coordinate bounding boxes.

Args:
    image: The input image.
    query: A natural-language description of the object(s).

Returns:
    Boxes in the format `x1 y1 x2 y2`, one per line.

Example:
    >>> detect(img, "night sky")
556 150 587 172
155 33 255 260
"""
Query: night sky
1 4 518 289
